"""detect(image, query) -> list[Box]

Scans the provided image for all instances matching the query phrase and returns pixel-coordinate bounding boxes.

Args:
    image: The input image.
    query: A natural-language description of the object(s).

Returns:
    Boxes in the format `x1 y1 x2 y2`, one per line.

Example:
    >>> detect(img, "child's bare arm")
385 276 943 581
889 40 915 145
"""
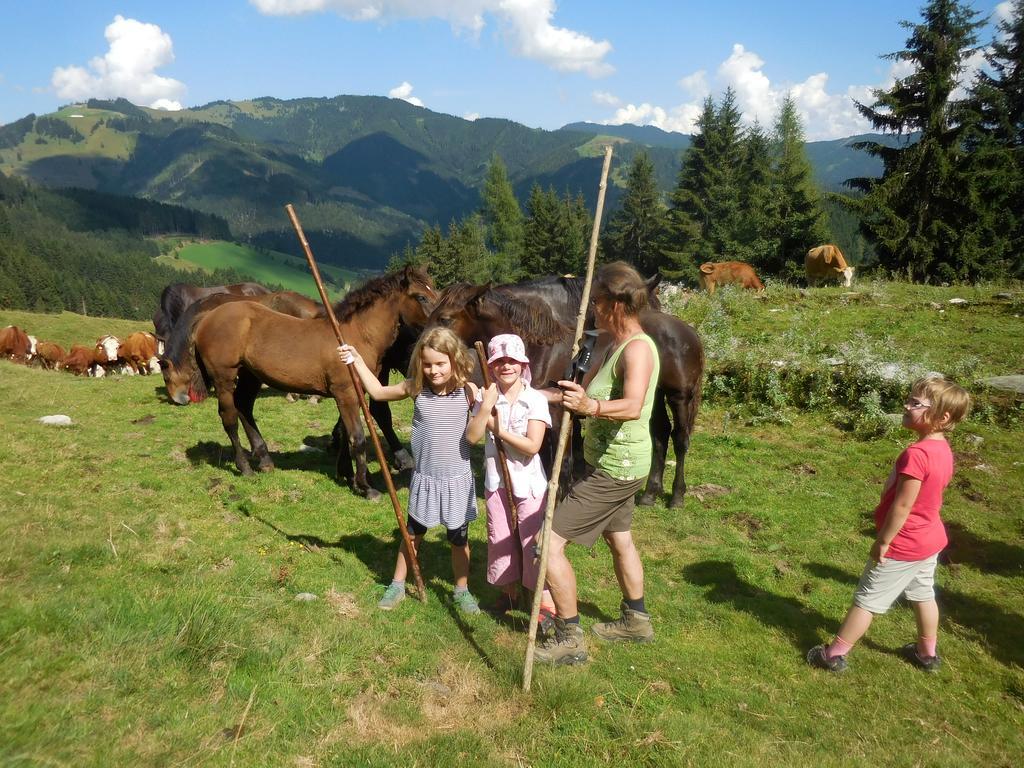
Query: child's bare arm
871 474 923 561
492 418 546 458
466 383 497 443
337 345 410 401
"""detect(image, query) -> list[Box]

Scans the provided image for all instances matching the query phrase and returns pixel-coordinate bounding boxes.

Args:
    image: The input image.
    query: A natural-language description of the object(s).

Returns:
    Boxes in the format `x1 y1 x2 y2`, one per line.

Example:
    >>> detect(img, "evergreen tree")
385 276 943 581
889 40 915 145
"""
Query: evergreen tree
480 154 524 281
522 184 560 276
703 88 747 260
664 97 718 279
554 191 591 276
602 151 666 276
963 0 1024 278
845 0 985 281
736 120 778 269
770 96 830 277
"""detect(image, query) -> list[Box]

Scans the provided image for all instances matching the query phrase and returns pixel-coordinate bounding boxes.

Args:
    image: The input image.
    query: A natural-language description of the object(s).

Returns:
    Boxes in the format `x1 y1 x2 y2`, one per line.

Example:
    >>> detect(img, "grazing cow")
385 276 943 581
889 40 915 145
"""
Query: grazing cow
805 244 855 287
34 341 66 370
61 345 101 376
0 325 33 363
698 261 765 294
119 331 161 375
92 335 130 376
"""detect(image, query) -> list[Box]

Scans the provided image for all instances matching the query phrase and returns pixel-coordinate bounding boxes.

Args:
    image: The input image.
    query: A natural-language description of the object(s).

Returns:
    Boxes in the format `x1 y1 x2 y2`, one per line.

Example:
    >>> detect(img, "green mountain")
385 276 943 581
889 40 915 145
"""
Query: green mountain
0 96 887 268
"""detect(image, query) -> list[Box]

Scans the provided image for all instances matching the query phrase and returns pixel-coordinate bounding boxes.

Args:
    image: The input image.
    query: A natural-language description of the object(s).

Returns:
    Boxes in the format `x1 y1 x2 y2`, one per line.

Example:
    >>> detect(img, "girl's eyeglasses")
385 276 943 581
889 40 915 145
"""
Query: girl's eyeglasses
905 399 932 410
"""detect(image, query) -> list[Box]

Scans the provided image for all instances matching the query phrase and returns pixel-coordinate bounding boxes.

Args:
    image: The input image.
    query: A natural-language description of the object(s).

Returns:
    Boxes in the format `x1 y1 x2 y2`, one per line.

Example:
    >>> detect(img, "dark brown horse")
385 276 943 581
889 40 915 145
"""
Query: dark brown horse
193 267 436 496
153 281 271 340
428 278 703 508
160 290 322 404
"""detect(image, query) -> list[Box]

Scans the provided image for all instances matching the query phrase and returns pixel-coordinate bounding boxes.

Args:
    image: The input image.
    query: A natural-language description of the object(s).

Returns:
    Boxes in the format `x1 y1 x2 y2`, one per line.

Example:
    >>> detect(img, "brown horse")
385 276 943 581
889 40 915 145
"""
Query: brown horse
428 279 703 508
160 290 322 404
193 267 436 496
153 281 271 340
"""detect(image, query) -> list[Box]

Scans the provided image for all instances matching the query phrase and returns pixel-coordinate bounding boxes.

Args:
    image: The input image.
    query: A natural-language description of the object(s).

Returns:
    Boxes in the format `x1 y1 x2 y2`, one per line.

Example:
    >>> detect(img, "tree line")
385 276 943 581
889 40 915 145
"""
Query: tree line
0 171 248 319
399 0 1022 287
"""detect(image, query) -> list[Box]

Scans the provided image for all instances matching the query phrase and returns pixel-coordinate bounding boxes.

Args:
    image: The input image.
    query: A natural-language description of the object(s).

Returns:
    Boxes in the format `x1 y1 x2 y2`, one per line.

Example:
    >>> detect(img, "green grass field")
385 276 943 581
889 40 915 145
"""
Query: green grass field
158 240 365 301
1 288 1022 767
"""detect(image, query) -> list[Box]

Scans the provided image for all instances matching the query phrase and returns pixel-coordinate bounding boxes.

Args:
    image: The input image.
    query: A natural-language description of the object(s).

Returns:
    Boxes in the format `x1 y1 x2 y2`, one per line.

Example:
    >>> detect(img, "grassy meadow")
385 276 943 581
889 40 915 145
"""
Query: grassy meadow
155 240 364 301
1 284 1022 767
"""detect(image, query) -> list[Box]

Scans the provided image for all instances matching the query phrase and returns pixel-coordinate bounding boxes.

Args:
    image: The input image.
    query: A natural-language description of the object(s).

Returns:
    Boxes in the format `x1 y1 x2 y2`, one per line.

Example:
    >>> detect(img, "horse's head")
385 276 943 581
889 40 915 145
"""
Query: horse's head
159 357 194 405
426 282 492 341
396 265 438 329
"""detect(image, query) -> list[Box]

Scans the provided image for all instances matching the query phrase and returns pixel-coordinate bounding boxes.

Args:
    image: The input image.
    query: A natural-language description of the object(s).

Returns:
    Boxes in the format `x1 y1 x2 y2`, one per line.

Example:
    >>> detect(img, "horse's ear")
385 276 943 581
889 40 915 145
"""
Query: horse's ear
467 282 491 305
645 273 662 292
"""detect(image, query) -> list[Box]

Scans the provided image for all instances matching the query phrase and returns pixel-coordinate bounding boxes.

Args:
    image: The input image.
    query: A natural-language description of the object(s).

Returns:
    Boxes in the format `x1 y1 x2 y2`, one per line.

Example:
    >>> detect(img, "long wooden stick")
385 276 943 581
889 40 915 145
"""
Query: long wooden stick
285 204 426 603
522 144 613 690
473 341 520 531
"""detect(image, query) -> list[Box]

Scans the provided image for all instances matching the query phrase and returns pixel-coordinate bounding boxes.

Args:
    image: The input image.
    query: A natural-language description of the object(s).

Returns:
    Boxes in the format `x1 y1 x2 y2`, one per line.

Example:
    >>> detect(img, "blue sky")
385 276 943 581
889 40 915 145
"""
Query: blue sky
0 1 1011 140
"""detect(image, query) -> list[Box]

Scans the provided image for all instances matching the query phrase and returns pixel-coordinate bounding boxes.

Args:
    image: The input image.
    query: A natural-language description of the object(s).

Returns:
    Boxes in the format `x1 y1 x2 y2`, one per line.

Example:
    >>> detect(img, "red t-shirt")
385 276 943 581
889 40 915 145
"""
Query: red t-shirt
873 439 954 561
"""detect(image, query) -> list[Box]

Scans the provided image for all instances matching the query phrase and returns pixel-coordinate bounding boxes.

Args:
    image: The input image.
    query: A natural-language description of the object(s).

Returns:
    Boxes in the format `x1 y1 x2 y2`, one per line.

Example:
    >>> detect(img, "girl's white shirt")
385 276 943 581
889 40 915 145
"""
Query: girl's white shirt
474 382 552 498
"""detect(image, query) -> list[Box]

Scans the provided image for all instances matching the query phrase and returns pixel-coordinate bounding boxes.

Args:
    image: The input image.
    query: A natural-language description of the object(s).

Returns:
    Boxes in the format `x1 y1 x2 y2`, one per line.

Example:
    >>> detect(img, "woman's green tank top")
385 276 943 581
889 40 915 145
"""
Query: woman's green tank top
582 333 660 481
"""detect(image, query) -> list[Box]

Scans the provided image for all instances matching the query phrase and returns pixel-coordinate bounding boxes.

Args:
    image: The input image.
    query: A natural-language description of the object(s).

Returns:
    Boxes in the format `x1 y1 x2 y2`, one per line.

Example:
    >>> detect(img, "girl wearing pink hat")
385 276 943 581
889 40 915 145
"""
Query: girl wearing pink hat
467 333 555 616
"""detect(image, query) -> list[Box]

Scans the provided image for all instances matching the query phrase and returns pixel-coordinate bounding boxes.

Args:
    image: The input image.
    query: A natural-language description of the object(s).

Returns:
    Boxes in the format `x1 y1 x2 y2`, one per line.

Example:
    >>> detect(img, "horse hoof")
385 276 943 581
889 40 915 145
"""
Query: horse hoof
257 462 275 473
393 449 414 471
637 492 658 507
668 496 685 509
365 488 381 502
239 465 255 477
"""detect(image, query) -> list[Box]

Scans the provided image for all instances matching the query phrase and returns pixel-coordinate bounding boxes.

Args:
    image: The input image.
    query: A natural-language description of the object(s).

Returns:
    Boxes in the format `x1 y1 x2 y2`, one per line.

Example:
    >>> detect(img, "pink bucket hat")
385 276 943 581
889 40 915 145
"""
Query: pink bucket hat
487 333 531 384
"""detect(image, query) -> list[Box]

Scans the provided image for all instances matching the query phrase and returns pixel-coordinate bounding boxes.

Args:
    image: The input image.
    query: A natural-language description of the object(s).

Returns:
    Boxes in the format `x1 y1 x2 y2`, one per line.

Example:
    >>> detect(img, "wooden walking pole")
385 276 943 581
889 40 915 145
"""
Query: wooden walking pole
285 203 427 603
473 341 521 531
522 145 613 691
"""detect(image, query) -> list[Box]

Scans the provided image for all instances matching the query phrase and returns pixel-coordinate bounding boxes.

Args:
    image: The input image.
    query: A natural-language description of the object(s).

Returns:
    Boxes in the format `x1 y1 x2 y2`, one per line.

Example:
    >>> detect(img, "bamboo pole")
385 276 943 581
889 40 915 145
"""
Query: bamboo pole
522 145 613 691
473 341 521 531
285 204 427 603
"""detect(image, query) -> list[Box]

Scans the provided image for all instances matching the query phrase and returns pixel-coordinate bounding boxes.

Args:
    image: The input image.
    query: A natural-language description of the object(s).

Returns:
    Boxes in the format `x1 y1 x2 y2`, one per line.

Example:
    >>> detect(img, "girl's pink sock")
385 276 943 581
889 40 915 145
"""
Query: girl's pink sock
826 636 854 659
918 636 937 658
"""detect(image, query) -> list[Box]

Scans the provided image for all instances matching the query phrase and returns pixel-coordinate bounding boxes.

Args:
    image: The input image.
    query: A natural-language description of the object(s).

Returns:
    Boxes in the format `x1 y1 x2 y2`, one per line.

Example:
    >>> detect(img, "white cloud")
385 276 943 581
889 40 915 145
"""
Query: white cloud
388 81 424 107
605 102 703 134
677 69 708 100
250 0 613 76
51 15 185 110
592 90 620 107
463 111 480 121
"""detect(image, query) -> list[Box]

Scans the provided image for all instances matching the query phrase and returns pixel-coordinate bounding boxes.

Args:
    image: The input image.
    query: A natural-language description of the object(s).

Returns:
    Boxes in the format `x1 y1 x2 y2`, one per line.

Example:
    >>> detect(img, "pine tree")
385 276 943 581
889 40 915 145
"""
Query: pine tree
846 0 985 281
602 151 666 276
480 154 524 281
737 120 778 269
963 0 1024 278
770 96 829 277
522 184 560 276
703 88 747 260
555 191 591 275
664 97 718 280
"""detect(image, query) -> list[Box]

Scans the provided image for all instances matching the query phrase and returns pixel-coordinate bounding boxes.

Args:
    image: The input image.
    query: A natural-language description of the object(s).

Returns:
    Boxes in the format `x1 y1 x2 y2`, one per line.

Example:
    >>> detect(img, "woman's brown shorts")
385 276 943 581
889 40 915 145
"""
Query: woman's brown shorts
551 466 645 547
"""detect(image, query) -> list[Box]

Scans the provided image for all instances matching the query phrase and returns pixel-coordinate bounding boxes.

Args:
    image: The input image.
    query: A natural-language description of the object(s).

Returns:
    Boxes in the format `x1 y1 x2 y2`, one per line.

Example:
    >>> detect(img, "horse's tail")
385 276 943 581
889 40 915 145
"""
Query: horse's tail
192 344 212 402
685 342 705 437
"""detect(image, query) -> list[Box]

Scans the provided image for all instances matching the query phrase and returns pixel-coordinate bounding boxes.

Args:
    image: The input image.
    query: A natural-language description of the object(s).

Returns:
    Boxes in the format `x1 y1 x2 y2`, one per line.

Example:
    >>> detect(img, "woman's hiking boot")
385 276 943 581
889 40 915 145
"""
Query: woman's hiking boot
592 602 654 643
534 618 588 666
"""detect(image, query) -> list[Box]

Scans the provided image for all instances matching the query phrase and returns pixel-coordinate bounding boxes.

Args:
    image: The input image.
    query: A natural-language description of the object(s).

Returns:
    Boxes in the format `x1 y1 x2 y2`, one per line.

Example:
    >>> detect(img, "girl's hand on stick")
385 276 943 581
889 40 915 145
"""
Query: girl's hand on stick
338 344 360 366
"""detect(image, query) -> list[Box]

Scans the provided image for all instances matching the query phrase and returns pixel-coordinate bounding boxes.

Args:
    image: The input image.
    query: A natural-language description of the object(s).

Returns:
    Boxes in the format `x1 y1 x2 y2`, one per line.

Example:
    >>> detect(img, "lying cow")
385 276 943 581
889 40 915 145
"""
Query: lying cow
698 261 765 295
0 325 33 363
805 244 854 287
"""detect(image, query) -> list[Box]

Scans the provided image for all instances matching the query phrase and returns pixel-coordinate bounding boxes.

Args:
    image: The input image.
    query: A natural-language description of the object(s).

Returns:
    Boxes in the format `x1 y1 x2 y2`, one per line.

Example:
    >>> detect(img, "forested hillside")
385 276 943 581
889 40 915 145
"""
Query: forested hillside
0 171 248 318
0 96 884 270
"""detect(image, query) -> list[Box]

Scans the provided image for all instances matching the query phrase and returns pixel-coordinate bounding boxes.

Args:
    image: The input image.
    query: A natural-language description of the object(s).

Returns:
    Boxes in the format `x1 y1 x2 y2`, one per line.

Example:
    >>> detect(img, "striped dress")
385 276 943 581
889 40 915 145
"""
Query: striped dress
408 385 478 529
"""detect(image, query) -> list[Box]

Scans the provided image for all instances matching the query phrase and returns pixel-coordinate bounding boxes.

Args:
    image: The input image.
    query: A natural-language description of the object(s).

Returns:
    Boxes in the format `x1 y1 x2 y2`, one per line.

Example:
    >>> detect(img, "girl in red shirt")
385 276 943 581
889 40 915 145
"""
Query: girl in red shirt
808 375 971 673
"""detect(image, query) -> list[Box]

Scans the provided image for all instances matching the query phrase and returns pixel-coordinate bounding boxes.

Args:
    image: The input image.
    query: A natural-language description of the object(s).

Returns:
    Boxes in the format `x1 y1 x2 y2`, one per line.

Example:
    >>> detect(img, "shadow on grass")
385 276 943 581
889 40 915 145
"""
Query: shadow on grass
684 560 843 654
938 588 1024 668
943 521 1024 577
804 562 860 585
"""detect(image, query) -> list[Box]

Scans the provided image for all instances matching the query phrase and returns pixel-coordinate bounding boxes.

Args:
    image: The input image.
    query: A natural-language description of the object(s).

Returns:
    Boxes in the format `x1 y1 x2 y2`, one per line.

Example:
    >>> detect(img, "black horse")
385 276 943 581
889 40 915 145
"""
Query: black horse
429 276 703 508
154 281 271 340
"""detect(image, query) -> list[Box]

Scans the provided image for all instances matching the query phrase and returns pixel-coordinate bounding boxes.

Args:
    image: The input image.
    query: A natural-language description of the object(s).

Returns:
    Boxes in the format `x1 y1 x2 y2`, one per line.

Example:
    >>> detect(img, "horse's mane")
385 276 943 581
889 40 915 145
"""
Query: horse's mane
164 293 237 366
484 288 570 345
159 283 192 332
329 267 432 324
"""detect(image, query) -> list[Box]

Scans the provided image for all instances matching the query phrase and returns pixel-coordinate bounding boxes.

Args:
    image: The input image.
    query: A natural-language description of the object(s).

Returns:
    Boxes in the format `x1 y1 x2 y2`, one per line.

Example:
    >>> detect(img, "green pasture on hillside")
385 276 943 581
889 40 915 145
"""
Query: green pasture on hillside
161 240 364 300
1 289 1022 767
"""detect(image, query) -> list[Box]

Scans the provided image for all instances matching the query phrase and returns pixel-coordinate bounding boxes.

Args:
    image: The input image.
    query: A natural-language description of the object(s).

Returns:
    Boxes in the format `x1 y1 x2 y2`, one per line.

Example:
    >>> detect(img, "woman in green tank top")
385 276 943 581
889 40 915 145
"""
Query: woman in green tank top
534 261 660 667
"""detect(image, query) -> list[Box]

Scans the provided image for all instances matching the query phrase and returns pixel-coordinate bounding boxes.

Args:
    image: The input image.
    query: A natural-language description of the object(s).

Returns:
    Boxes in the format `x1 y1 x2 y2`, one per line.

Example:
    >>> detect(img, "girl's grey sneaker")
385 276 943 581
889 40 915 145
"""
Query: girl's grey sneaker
806 644 848 672
900 643 942 673
378 583 406 611
453 590 481 615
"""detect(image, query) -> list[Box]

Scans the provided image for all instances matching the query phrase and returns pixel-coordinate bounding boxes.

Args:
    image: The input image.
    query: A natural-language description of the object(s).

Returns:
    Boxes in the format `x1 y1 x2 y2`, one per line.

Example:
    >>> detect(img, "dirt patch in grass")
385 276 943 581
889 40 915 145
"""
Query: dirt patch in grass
332 653 519 751
726 512 765 538
325 588 360 619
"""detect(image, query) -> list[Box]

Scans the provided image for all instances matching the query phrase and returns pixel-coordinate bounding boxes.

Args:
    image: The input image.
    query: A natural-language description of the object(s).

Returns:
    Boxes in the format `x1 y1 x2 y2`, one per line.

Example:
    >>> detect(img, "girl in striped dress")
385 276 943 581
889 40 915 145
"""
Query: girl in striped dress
339 328 485 614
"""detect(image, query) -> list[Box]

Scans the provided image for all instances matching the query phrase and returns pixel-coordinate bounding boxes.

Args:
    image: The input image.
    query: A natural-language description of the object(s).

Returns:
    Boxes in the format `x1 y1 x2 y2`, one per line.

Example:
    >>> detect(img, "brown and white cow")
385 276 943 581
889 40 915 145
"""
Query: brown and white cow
61 345 101 376
33 341 66 370
698 261 765 295
92 335 131 376
0 325 33 363
805 244 855 287
119 331 161 375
